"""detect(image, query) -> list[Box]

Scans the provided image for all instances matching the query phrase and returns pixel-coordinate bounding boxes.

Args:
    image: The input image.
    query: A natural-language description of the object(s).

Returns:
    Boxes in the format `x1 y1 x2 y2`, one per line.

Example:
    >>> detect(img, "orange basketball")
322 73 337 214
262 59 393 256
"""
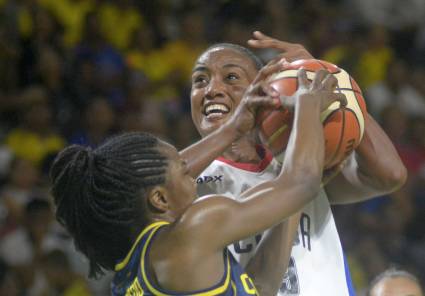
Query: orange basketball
257 59 367 169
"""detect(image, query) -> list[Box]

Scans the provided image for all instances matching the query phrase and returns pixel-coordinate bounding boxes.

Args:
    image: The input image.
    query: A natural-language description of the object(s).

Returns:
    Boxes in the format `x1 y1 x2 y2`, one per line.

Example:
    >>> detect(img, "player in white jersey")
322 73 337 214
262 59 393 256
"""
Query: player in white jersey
197 151 353 295
181 31 407 296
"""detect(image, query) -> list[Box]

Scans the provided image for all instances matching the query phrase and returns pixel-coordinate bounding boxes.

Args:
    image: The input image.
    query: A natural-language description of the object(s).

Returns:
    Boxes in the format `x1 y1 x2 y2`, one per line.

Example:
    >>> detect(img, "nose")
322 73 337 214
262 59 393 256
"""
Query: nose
205 76 225 100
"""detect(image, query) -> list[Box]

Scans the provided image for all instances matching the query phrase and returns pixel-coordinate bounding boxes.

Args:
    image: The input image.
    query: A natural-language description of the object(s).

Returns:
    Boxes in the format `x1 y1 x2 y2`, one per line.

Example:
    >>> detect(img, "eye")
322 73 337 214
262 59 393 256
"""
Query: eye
192 74 208 85
227 73 239 81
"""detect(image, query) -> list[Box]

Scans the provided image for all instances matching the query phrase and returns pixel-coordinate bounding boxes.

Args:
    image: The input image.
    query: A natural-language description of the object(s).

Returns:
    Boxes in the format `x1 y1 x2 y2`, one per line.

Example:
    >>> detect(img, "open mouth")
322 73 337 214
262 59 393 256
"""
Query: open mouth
203 103 230 119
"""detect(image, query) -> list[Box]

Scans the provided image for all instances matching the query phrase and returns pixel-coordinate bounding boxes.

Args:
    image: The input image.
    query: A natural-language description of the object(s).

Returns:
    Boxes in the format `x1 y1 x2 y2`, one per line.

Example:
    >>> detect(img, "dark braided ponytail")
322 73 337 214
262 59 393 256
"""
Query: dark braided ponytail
50 132 168 278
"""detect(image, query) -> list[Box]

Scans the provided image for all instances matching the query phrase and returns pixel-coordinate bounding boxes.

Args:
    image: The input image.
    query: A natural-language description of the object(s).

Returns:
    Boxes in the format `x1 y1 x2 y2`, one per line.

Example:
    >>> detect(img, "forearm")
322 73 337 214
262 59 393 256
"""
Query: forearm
223 97 325 243
238 97 325 201
180 123 241 178
246 213 300 295
280 96 324 183
326 114 407 204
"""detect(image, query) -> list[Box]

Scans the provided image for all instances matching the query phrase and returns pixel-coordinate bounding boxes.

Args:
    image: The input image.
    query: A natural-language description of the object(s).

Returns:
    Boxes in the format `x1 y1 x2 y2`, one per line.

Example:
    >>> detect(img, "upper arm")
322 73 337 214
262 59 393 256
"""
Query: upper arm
324 153 372 204
176 176 318 252
325 114 407 204
174 196 245 252
325 150 407 204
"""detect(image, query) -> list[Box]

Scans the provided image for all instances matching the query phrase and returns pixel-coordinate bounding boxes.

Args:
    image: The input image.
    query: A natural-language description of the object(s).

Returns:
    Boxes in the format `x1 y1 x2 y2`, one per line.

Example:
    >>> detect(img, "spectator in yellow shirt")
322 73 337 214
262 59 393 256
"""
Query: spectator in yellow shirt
5 86 65 167
97 0 143 51
126 26 174 83
40 0 94 47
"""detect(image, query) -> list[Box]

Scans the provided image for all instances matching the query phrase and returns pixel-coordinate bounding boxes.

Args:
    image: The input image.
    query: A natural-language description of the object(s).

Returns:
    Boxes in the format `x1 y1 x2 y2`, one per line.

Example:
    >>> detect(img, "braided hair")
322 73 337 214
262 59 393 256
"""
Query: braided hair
50 132 168 278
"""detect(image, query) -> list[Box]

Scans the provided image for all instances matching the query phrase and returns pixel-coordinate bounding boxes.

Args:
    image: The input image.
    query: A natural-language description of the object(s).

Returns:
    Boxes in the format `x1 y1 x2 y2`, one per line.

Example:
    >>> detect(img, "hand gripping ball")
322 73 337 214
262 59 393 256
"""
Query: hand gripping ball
257 59 367 169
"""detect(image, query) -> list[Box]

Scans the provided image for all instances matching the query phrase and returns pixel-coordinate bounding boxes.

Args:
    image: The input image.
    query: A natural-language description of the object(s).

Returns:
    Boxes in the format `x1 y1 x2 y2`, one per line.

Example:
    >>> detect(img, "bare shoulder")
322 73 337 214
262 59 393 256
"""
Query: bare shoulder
169 195 238 250
179 195 237 232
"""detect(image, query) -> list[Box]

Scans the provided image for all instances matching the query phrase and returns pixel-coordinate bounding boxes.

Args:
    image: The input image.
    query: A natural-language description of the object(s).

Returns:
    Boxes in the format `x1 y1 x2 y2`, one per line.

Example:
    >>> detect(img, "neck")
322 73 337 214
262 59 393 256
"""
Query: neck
222 137 261 163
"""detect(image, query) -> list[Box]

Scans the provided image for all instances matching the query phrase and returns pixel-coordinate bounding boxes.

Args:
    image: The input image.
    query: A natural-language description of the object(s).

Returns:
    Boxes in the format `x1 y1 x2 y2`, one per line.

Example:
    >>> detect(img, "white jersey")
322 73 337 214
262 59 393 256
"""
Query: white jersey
197 148 355 296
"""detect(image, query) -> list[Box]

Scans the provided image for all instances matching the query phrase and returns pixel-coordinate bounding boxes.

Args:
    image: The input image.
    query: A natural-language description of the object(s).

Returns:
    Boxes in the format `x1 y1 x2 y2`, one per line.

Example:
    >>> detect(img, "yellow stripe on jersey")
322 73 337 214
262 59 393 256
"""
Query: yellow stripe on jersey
240 274 258 295
140 227 232 295
231 281 237 295
115 221 170 271
126 278 144 296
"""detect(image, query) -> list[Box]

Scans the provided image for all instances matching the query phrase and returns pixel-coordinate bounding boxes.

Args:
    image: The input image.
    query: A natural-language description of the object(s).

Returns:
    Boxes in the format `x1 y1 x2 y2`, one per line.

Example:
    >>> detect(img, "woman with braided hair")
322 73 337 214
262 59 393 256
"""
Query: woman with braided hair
50 67 346 295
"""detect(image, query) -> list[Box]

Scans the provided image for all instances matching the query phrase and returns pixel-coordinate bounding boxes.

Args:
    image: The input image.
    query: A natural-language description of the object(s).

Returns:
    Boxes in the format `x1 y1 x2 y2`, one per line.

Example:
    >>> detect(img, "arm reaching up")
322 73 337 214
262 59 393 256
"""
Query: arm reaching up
174 69 346 294
248 31 314 62
248 31 407 204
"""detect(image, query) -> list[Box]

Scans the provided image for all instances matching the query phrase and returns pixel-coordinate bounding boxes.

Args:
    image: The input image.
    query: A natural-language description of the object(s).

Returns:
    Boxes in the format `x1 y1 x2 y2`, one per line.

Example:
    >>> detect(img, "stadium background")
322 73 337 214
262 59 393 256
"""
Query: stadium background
0 0 424 295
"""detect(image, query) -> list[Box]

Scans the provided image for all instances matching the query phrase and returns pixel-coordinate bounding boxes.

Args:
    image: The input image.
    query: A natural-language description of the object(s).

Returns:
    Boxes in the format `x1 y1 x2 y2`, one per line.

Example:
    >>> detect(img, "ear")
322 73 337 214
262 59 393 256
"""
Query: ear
147 186 169 213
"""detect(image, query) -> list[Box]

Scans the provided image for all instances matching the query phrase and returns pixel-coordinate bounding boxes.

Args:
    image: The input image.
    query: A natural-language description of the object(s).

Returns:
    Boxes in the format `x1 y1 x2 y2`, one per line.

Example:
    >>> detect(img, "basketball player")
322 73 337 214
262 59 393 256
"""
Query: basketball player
185 31 407 296
368 268 423 296
50 69 345 295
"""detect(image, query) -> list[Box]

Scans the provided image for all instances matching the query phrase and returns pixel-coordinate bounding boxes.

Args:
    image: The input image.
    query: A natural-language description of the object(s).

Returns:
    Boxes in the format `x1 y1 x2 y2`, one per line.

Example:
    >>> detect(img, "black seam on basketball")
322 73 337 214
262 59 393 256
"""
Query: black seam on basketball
336 88 362 95
327 108 346 167
323 108 342 166
317 60 341 74
325 77 344 166
343 108 361 137
348 77 366 118
325 108 361 168
323 109 340 124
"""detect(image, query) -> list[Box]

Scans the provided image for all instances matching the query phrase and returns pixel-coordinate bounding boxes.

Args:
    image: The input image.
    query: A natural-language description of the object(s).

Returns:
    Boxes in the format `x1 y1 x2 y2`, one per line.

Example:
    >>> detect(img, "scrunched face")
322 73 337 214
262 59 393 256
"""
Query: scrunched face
190 47 258 137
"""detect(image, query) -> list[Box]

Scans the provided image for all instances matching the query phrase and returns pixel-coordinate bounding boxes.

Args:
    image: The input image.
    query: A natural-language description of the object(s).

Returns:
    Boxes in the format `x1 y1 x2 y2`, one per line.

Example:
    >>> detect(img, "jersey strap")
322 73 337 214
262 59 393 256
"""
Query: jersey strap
140 228 232 295
216 145 273 172
115 221 170 272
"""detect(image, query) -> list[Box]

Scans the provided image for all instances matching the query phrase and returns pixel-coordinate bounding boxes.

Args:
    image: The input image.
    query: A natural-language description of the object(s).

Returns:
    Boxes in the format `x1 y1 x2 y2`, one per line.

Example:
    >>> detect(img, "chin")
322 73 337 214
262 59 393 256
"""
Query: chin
199 116 230 136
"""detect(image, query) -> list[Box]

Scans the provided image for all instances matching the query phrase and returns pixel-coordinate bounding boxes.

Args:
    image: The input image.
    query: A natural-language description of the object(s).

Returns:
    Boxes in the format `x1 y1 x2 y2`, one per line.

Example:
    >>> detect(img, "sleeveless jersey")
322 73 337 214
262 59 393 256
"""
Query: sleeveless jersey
111 221 260 296
197 149 355 296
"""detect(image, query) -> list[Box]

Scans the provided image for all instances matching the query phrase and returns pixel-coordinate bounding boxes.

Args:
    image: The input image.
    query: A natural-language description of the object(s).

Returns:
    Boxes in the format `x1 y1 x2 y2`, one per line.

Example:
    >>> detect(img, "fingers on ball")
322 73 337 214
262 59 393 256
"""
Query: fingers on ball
297 68 309 87
322 74 338 90
313 69 329 88
330 93 347 107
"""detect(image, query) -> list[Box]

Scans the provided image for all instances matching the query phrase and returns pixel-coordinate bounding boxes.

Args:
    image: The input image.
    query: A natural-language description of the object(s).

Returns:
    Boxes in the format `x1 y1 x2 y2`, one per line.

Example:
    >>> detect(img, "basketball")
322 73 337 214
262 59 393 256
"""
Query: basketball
257 59 367 169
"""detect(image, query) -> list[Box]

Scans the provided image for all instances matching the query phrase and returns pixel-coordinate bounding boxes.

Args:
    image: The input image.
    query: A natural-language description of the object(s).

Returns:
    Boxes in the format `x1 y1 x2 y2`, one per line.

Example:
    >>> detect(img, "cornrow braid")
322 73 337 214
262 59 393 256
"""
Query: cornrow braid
50 132 168 278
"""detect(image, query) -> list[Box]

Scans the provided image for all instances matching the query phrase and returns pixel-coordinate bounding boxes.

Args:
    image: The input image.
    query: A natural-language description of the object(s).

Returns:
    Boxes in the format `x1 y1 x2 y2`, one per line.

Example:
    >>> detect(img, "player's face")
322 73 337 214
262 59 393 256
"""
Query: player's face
191 47 258 137
157 141 197 215
370 277 423 296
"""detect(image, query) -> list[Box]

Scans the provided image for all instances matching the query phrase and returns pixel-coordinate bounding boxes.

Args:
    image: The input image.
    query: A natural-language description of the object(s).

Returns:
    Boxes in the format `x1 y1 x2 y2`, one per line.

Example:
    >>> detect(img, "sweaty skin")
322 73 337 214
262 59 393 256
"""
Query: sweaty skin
177 31 406 295
148 69 344 294
247 31 407 203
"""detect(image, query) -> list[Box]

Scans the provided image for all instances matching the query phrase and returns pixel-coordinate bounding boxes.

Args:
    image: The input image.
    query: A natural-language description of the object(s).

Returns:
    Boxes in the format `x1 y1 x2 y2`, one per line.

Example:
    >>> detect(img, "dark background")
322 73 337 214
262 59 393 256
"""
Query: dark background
0 0 424 295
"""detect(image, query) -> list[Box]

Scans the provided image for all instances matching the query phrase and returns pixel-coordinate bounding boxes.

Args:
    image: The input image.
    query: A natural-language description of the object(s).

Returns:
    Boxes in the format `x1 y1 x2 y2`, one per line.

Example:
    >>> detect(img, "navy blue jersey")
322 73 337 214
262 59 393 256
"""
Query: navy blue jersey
111 221 259 295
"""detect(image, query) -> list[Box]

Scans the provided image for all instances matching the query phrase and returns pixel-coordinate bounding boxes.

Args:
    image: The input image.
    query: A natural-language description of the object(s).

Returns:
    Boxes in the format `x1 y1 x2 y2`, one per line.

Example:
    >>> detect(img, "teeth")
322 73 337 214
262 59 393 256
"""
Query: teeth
205 104 230 115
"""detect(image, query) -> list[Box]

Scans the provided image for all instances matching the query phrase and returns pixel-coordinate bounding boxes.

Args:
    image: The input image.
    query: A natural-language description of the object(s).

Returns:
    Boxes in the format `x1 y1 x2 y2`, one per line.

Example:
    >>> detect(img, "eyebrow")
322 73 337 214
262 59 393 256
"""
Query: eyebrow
192 65 207 73
223 63 250 76
192 63 250 75
223 63 246 70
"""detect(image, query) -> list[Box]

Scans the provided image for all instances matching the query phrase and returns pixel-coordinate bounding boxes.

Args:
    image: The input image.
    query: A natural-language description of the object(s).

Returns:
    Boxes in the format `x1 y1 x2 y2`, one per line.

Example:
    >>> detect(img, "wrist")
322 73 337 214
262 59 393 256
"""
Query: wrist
221 120 244 140
296 95 321 114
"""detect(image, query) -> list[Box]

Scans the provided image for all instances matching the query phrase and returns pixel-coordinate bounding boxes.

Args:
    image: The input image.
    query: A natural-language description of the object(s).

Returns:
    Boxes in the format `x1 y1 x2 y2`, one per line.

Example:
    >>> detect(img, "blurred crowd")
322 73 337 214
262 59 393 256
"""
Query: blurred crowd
0 0 424 295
